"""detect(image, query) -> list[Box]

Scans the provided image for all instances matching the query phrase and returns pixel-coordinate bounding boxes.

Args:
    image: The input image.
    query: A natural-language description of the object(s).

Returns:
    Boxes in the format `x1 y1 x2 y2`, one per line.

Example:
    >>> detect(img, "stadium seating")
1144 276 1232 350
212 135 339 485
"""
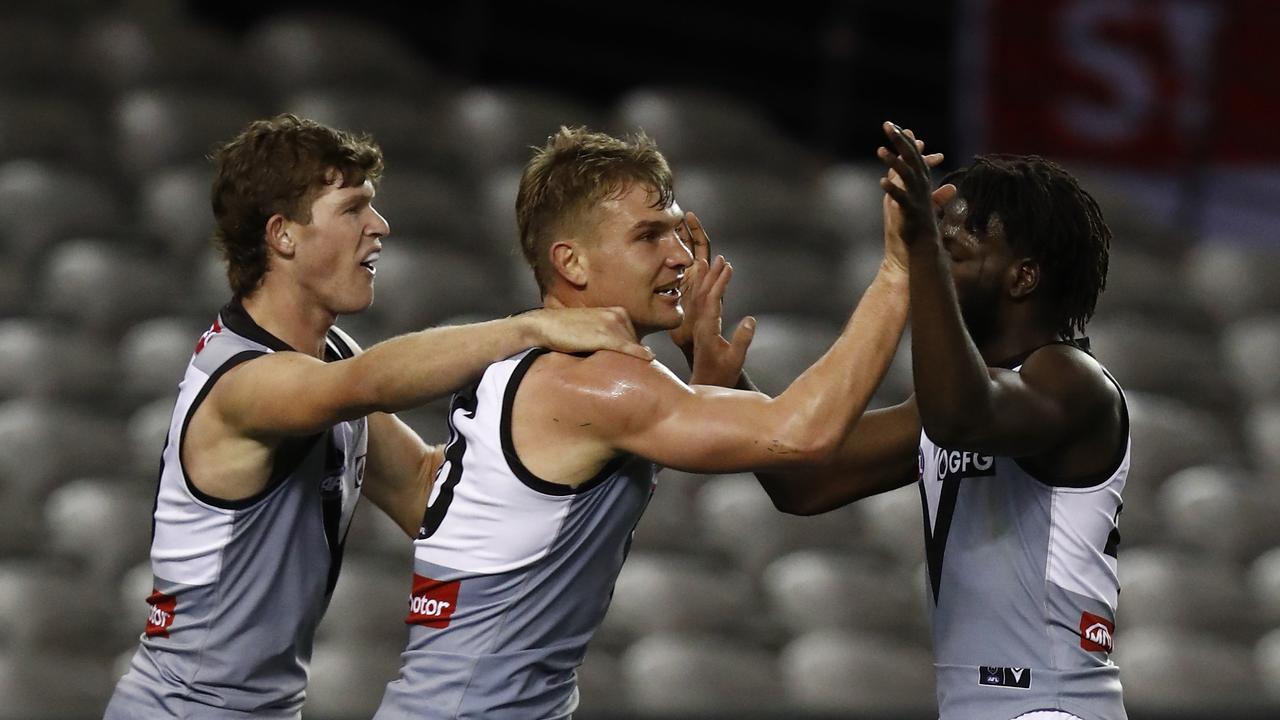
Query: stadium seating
780 630 936 716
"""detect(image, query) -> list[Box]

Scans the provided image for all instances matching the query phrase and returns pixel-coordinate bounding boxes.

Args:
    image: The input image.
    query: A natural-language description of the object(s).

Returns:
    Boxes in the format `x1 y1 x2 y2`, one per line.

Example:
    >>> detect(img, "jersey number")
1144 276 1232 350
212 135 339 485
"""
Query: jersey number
417 386 479 539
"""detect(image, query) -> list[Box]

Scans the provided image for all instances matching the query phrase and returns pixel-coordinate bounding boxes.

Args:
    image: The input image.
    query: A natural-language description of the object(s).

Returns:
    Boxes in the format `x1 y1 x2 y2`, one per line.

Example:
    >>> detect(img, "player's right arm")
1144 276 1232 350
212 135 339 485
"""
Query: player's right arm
185 309 649 503
556 261 910 475
754 399 920 515
212 307 651 438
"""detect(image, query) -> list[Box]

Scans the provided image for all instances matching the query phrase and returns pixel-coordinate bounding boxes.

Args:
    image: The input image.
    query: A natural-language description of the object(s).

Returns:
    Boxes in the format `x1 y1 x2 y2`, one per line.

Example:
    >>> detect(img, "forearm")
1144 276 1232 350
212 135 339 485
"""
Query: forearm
908 240 996 436
756 400 919 514
770 266 909 456
353 317 540 414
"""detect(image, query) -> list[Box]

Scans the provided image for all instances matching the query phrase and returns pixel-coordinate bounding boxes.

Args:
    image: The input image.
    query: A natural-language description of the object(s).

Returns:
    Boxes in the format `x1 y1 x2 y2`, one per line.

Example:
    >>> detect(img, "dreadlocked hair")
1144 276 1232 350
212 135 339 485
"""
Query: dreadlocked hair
941 155 1111 340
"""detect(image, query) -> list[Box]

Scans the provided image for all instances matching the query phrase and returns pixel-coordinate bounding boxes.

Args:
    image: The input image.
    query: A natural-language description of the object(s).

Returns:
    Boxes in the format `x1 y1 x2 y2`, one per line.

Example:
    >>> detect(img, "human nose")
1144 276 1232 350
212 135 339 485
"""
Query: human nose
369 206 390 238
667 229 693 268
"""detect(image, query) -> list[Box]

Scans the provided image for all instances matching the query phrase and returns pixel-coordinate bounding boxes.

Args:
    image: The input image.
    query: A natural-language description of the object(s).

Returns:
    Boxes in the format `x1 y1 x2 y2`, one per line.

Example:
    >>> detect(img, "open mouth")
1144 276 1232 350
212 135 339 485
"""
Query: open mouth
360 251 380 275
654 283 680 300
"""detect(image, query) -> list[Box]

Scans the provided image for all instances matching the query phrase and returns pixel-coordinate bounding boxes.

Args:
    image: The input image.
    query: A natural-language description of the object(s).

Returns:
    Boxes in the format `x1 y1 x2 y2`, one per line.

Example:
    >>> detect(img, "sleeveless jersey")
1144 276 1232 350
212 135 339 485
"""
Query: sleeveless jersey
105 301 367 719
919 345 1128 720
374 348 656 720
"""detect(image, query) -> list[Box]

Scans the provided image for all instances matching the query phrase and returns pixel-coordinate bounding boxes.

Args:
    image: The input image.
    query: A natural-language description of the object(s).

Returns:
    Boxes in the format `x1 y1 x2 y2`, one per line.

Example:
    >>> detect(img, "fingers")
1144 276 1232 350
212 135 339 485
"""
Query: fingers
879 175 912 206
932 183 958 207
683 211 711 265
703 255 734 310
728 315 756 362
924 152 945 168
598 306 653 361
619 342 656 361
876 145 915 184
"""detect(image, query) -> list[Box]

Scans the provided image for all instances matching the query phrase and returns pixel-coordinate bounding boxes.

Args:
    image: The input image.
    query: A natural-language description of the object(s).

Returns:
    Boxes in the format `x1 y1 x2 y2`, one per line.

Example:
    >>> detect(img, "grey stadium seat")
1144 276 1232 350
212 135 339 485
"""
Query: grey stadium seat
76 16 249 96
673 167 837 253
611 86 814 176
314 557 410 645
763 550 928 642
1116 627 1266 716
1158 464 1280 562
304 642 404 720
1116 546 1260 643
44 478 153 587
620 633 784 716
451 88 601 176
0 319 117 404
599 552 754 642
694 473 868 578
118 317 203 407
283 90 467 177
1222 314 1280 404
1185 240 1280 322
137 165 218 264
359 245 513 336
245 13 434 96
113 89 262 180
39 238 176 336
1247 548 1280 629
780 630 936 717
0 161 124 268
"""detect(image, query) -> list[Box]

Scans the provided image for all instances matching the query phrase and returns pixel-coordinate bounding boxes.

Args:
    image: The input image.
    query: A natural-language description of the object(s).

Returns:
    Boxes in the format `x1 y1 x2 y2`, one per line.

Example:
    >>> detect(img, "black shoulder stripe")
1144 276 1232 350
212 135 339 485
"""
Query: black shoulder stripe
500 349 625 496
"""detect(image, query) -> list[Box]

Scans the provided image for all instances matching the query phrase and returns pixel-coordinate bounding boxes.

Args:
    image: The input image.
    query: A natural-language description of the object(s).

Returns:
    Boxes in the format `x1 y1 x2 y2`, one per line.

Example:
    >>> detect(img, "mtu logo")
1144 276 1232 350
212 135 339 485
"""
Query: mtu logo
1080 611 1115 653
145 589 176 638
406 574 461 629
932 448 996 481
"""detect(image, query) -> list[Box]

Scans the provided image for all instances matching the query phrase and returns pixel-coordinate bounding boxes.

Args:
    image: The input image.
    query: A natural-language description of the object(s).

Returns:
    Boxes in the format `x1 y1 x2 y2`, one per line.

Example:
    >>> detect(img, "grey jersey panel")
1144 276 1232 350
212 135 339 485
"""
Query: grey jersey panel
919 356 1128 720
105 303 367 719
375 349 656 720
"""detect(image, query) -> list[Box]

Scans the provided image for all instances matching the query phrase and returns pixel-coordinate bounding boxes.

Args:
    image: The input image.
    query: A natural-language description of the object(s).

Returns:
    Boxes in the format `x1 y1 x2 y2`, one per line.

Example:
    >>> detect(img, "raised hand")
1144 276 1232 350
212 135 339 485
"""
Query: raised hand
669 211 754 387
877 122 957 262
528 307 654 361
669 211 713 355
686 254 755 387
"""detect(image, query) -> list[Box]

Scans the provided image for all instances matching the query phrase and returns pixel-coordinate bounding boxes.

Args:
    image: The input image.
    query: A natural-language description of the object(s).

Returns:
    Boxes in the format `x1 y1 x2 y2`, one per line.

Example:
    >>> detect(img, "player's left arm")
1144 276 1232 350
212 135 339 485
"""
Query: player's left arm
918 345 1121 458
878 122 1117 456
362 412 443 538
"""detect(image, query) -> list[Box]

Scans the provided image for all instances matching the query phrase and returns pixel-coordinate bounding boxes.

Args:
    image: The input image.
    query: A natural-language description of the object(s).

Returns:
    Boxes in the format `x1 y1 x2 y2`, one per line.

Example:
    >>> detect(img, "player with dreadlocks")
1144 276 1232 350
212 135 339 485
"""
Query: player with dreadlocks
687 125 1128 720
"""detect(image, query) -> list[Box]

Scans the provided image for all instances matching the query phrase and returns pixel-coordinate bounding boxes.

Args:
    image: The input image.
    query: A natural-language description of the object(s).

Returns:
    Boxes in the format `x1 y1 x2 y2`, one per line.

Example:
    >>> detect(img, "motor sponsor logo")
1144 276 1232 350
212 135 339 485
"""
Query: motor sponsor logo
145 589 176 638
406 574 461 629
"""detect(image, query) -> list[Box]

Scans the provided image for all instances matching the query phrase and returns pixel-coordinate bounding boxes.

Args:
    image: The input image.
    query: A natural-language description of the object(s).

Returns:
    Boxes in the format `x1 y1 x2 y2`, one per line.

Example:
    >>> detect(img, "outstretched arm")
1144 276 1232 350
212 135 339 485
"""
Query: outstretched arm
213 307 653 439
561 257 909 474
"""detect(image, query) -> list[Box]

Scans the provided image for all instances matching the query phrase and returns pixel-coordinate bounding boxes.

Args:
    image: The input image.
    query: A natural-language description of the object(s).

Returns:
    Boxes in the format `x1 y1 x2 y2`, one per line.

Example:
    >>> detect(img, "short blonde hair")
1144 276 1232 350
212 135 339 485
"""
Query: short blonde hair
516 126 673 293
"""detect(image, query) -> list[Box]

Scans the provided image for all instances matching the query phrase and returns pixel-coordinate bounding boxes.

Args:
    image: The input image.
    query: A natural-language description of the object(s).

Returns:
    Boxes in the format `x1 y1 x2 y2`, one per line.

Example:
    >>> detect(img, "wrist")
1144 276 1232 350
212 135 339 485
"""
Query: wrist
518 312 547 348
877 259 910 287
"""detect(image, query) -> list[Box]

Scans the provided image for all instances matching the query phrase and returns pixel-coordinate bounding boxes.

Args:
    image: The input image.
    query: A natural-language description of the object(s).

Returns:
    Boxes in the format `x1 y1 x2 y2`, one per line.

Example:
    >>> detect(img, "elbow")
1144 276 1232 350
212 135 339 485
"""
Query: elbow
919 410 982 448
760 481 827 516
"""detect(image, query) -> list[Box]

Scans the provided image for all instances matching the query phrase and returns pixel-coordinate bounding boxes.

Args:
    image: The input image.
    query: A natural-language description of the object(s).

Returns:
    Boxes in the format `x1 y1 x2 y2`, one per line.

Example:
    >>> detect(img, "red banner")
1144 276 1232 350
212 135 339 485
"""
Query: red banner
962 0 1280 165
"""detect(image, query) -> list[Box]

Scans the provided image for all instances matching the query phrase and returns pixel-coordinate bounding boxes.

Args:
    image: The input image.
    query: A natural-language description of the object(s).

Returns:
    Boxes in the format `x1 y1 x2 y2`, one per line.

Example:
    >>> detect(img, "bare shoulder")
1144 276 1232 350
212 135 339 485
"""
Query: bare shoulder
1020 343 1121 413
521 350 690 432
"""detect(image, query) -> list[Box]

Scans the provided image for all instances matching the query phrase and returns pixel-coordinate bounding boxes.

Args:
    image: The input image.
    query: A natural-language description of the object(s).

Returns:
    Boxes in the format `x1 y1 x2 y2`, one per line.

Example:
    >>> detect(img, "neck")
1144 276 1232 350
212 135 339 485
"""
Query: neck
541 289 651 339
976 321 1060 367
240 281 334 358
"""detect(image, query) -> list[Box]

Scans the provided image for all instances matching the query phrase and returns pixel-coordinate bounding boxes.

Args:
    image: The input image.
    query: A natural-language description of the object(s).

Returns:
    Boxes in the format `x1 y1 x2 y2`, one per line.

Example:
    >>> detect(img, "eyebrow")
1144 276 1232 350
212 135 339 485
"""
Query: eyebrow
340 194 371 212
630 214 685 234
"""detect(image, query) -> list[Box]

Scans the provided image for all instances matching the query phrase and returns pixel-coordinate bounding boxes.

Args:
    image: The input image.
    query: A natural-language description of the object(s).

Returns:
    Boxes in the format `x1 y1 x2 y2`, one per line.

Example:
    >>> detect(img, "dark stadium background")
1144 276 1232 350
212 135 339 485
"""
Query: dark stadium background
1 1 1279 718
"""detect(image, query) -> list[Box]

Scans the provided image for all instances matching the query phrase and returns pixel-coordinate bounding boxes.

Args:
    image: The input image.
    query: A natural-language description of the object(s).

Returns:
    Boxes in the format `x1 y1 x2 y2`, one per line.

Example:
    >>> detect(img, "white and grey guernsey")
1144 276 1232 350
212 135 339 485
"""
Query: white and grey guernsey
104 301 367 719
918 343 1128 720
375 348 656 720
